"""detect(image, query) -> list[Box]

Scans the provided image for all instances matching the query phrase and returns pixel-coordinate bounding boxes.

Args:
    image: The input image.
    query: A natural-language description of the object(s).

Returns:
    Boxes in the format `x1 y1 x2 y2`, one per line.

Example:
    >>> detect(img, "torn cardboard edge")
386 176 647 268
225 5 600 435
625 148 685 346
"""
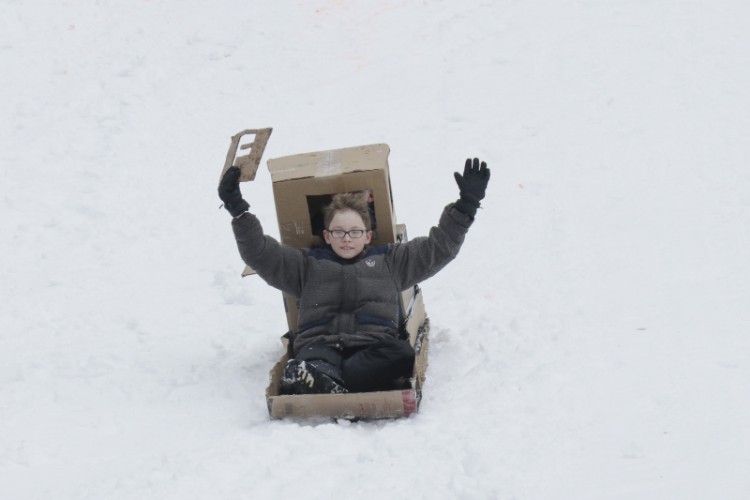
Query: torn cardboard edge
220 128 273 183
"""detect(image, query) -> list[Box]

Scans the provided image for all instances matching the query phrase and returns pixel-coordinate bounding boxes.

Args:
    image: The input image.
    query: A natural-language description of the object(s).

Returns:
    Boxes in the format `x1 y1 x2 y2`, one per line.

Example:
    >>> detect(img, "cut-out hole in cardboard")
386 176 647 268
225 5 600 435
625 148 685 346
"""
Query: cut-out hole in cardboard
306 189 378 246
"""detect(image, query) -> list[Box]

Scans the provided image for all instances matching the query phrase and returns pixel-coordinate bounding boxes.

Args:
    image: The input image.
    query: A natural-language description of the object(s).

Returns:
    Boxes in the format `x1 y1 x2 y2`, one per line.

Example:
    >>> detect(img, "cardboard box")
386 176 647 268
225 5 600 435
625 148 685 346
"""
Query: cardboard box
267 143 397 249
242 144 396 270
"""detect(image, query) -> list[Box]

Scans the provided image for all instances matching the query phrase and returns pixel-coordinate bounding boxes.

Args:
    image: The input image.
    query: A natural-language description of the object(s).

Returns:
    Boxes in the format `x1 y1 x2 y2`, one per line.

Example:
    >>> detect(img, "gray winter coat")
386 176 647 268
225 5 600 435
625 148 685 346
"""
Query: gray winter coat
232 203 473 354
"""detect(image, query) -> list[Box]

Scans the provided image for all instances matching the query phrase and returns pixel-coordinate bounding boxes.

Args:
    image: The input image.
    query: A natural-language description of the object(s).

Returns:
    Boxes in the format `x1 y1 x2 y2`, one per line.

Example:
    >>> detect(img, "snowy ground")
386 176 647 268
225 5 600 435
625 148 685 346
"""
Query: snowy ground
2 1 750 499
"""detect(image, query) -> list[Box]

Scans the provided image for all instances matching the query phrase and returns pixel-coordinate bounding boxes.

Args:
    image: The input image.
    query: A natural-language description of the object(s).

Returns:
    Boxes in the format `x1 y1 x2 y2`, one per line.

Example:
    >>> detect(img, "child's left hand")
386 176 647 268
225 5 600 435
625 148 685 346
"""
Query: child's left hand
454 158 490 204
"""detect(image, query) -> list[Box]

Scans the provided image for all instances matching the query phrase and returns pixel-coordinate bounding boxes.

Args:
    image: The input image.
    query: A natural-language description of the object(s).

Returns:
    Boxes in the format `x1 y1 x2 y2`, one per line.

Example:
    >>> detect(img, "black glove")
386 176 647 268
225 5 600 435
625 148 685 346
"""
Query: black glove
218 166 250 217
454 158 490 217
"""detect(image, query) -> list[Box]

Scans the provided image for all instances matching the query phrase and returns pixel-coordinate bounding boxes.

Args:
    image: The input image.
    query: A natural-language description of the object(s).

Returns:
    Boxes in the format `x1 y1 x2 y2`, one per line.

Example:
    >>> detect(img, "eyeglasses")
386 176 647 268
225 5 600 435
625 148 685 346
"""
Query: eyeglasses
327 229 366 239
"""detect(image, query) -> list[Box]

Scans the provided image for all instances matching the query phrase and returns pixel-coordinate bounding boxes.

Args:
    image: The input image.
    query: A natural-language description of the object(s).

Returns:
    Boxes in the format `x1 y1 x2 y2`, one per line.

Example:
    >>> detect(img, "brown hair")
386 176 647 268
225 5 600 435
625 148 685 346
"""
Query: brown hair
323 191 371 230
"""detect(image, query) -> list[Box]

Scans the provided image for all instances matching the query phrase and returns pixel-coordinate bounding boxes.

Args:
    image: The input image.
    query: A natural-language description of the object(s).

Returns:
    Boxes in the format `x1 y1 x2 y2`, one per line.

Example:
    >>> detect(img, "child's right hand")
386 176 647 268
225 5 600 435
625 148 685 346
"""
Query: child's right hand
218 166 250 217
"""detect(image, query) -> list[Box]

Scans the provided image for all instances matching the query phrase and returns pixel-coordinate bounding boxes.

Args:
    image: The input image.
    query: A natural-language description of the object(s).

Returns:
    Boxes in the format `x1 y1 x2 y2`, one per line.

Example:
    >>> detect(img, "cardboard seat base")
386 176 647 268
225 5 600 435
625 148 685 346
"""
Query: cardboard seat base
266 317 430 420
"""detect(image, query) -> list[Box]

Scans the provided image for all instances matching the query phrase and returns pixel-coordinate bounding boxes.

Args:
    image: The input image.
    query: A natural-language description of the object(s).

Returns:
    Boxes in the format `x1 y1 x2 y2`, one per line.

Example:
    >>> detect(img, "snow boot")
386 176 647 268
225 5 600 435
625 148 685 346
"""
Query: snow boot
280 359 348 395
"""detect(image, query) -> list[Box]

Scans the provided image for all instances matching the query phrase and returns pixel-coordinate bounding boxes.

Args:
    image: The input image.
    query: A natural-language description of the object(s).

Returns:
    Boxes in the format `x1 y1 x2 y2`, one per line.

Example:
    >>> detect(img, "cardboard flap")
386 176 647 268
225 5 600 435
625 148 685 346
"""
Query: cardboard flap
221 128 273 183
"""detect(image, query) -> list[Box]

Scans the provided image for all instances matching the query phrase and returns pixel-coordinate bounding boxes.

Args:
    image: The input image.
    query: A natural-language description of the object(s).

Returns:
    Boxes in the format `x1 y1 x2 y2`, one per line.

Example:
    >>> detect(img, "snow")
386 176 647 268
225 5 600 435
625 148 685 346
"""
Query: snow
2 1 750 498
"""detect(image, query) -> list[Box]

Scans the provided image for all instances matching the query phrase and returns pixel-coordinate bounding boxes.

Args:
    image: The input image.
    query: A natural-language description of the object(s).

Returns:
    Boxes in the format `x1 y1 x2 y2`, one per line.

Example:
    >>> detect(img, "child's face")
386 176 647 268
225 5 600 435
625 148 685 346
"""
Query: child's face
323 209 372 259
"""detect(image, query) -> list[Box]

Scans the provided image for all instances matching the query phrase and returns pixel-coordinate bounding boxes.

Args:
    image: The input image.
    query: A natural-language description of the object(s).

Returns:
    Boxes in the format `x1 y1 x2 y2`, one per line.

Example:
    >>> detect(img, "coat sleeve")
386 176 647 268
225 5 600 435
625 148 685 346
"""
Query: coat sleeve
231 213 305 297
385 203 474 290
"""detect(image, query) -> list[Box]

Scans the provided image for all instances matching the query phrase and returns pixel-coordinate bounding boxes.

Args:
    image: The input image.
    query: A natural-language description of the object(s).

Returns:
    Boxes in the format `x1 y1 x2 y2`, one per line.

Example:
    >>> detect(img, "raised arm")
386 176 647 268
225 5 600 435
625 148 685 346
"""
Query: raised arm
387 158 491 290
219 166 305 296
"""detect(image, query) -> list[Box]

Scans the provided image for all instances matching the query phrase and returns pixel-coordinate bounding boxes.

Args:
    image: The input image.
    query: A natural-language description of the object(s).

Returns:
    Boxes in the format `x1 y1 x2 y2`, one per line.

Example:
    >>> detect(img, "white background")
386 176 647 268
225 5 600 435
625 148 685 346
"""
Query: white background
2 1 749 498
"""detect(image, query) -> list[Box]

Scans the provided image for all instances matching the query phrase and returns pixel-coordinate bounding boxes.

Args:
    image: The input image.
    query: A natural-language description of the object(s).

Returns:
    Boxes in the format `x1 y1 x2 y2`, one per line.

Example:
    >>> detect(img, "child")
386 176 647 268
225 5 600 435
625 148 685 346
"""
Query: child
219 158 490 394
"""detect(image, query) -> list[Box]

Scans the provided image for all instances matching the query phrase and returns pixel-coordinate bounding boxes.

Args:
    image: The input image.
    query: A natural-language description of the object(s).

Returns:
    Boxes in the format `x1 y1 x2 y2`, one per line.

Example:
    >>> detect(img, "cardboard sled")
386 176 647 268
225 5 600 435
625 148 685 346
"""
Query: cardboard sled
229 140 431 419
266 285 429 420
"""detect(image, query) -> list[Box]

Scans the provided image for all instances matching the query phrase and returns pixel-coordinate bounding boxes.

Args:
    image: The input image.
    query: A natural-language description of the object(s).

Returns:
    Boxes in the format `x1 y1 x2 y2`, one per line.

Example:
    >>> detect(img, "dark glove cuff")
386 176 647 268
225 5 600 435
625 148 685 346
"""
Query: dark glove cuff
225 199 250 218
454 197 479 217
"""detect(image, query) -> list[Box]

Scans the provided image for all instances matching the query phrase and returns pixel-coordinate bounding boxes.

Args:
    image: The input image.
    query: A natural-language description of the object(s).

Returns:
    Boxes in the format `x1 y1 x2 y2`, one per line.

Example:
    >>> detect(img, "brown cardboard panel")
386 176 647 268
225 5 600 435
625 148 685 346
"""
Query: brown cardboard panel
413 318 430 388
221 128 273 183
267 144 396 250
267 143 391 182
268 389 420 420
404 287 426 346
